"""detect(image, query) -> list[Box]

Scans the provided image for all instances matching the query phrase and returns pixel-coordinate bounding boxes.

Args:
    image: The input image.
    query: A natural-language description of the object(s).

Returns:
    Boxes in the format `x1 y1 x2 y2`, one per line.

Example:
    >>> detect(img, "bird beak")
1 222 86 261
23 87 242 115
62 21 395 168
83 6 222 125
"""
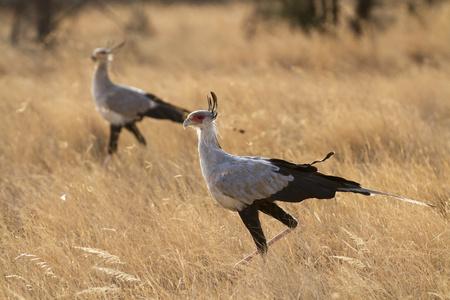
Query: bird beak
183 119 192 129
91 55 97 62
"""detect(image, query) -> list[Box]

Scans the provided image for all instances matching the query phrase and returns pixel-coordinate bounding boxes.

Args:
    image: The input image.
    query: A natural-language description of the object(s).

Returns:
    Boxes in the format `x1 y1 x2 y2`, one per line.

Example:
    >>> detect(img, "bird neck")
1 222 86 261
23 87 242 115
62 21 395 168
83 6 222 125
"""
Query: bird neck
197 123 225 169
197 123 221 150
93 62 112 88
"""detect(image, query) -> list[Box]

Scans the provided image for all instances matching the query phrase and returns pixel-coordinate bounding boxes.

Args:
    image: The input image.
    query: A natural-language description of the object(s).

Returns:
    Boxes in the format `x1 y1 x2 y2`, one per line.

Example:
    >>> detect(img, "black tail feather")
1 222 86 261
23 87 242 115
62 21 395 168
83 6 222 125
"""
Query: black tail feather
143 93 190 123
338 186 434 207
268 156 433 207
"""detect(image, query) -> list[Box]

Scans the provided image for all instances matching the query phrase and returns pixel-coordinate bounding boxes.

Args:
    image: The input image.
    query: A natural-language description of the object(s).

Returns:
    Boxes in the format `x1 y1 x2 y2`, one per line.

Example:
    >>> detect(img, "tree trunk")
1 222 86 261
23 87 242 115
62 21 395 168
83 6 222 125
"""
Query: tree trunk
35 0 53 43
10 0 27 45
332 0 339 25
356 0 374 20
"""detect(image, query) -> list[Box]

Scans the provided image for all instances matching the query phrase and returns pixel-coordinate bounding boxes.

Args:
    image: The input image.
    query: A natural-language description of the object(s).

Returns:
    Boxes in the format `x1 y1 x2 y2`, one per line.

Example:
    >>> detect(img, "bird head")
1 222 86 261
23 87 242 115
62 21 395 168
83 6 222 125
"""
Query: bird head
91 48 112 63
183 92 218 129
91 41 125 63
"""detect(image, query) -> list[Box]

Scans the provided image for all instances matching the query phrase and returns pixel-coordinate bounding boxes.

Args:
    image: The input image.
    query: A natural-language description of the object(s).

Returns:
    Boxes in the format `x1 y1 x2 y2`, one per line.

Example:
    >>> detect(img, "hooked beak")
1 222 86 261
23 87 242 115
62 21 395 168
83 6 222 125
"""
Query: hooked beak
91 55 97 62
183 118 192 129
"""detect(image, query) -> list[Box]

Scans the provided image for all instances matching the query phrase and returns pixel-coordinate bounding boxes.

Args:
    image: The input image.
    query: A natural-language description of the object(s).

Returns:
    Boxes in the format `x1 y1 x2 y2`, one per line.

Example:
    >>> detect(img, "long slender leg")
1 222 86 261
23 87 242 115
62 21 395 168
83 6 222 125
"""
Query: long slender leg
234 201 298 268
258 201 298 228
108 124 122 154
233 227 293 268
258 201 297 257
104 124 122 168
238 204 267 254
124 122 146 146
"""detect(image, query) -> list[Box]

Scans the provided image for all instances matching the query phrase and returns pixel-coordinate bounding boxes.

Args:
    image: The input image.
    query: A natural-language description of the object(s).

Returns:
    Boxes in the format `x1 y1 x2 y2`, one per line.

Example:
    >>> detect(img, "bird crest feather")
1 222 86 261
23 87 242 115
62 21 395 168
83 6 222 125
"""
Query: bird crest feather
208 91 218 120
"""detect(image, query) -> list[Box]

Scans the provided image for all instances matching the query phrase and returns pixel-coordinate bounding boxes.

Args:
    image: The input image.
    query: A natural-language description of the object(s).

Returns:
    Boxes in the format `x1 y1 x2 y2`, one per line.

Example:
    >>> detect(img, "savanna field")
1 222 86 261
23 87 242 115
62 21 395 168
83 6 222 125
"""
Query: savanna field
0 1 449 299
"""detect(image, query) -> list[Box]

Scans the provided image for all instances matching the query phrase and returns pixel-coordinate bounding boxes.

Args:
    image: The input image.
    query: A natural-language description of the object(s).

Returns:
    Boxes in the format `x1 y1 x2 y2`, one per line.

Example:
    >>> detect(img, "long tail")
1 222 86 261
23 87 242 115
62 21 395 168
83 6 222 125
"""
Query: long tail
143 93 190 123
338 186 434 207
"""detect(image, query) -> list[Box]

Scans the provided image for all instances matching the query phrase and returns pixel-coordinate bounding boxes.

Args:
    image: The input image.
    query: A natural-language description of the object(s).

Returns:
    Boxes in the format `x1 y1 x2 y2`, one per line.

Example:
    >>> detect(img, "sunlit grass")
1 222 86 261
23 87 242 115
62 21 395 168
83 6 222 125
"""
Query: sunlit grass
0 2 448 299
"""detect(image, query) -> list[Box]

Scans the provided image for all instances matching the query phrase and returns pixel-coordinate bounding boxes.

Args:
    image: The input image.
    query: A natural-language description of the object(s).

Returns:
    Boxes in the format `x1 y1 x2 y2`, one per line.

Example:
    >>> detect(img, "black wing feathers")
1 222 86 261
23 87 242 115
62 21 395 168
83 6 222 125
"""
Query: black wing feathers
267 158 369 203
237 153 431 255
267 158 318 173
142 93 190 123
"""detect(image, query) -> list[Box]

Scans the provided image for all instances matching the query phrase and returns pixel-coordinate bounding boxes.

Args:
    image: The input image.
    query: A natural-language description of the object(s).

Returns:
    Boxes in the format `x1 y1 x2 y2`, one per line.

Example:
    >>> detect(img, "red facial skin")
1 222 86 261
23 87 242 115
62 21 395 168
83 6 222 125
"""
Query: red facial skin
190 113 206 125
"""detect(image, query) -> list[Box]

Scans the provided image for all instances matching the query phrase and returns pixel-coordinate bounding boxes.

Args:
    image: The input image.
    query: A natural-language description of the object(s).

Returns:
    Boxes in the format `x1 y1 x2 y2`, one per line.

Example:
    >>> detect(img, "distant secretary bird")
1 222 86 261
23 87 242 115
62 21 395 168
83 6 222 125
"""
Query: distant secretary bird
183 92 433 266
91 43 190 167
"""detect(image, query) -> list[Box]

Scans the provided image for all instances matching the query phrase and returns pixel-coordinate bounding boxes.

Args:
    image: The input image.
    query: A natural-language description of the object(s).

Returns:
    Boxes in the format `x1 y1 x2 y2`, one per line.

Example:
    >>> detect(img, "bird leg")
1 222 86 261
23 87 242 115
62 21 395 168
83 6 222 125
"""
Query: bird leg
235 202 298 268
259 201 299 229
238 205 267 254
124 122 146 146
233 227 294 268
108 124 122 153
104 124 122 168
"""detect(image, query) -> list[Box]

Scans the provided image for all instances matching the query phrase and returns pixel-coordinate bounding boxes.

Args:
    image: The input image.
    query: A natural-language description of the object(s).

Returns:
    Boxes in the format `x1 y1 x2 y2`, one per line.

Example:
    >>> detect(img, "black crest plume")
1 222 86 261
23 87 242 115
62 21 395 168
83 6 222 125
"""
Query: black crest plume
108 40 126 53
208 91 218 120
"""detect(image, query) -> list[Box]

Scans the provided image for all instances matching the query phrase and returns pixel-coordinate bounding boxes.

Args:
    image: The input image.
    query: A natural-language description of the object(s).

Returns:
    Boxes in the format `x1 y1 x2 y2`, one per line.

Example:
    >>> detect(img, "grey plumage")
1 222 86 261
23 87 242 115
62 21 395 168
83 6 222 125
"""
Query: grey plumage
90 46 189 165
184 92 433 262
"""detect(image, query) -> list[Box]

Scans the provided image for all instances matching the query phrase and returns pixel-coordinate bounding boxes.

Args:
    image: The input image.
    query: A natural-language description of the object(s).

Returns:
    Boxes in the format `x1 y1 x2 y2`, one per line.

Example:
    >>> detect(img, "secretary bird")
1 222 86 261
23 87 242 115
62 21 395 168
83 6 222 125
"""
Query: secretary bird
91 43 190 167
183 92 433 266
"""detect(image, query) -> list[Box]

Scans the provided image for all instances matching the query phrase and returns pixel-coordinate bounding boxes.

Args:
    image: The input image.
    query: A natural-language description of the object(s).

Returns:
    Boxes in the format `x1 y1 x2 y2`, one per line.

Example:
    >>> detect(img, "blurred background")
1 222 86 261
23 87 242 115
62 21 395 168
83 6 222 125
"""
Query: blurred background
0 0 448 299
1 0 448 46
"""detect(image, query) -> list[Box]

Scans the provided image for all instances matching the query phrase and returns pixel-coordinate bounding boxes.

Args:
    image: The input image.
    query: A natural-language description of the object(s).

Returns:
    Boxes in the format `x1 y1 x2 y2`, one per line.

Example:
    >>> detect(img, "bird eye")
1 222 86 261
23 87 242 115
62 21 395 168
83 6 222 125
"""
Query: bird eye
197 115 204 120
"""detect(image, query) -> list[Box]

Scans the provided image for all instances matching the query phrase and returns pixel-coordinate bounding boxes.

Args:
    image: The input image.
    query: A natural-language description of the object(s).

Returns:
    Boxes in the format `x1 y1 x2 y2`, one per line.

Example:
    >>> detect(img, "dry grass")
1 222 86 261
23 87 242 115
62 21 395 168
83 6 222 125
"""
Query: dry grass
0 2 448 299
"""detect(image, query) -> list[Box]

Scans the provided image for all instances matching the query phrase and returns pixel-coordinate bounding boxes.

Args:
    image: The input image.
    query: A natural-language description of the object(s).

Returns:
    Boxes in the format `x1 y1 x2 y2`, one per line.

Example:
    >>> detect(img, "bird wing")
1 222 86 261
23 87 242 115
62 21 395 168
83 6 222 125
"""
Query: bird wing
212 153 369 206
266 158 364 202
105 84 155 119
213 157 294 204
265 158 433 207
142 93 190 122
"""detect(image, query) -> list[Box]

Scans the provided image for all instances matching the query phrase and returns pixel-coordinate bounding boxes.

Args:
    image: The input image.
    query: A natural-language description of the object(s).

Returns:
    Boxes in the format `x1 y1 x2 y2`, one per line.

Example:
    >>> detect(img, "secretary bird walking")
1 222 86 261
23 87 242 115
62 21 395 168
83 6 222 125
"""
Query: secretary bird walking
183 92 434 266
91 43 190 167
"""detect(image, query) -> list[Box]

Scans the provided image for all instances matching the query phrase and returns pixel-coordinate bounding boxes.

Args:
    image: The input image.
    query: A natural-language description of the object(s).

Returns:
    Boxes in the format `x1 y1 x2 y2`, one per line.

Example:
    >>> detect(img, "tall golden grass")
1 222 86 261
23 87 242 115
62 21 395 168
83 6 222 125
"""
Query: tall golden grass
0 2 448 299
